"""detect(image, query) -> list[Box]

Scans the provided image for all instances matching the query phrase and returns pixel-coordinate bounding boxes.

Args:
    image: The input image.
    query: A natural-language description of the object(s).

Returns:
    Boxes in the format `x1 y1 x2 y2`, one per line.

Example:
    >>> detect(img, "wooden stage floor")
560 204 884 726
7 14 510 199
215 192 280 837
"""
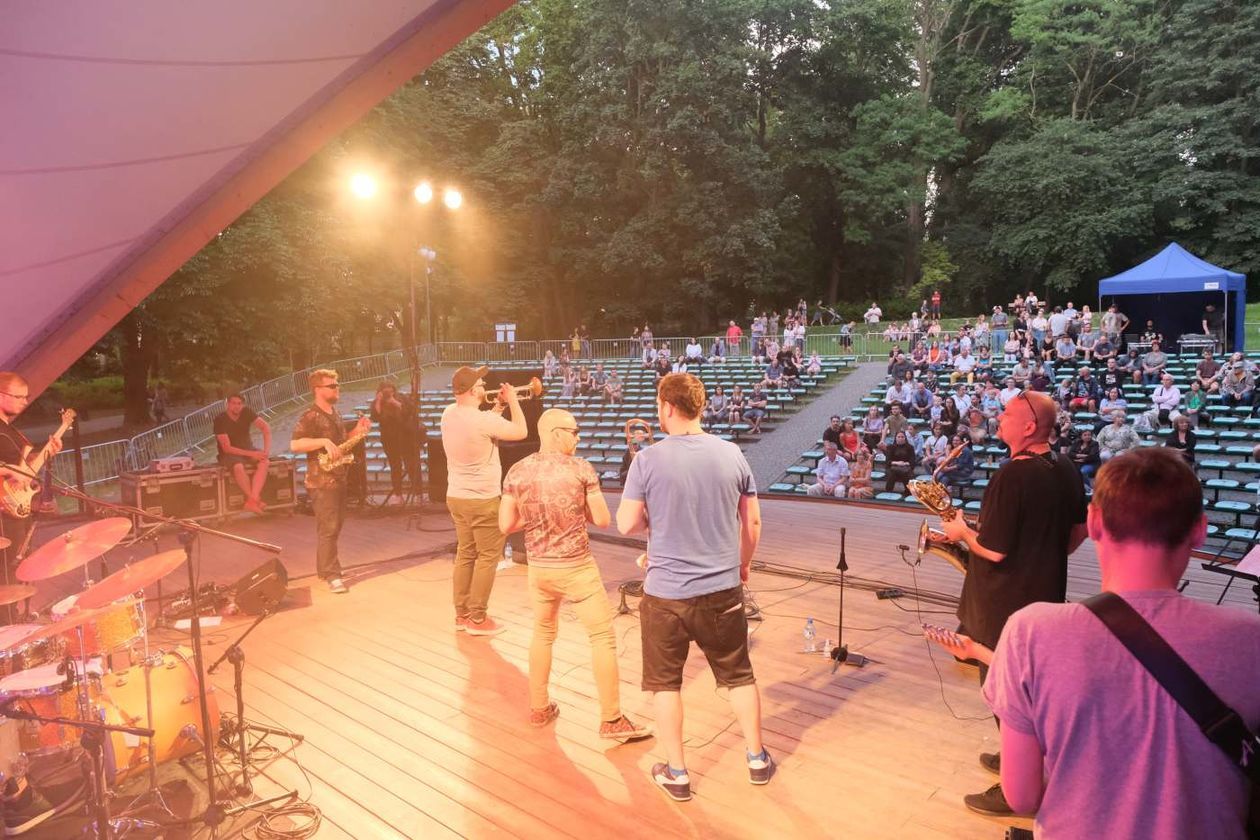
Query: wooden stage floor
15 495 1256 839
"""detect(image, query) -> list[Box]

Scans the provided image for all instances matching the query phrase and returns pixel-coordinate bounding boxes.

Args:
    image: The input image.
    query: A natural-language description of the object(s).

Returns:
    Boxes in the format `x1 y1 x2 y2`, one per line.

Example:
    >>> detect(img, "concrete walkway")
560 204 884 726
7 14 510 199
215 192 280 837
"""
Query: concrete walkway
743 361 887 490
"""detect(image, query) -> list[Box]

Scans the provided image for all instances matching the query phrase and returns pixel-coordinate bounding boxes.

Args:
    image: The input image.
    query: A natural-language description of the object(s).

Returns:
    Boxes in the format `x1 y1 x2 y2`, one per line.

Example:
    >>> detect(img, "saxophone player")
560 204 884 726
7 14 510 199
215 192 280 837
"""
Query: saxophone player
291 368 371 594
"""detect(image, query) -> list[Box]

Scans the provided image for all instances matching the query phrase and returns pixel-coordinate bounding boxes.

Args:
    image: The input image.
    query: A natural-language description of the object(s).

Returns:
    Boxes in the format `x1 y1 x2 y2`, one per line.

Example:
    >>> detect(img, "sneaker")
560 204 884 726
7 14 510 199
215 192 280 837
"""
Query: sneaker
454 614 469 632
979 752 1001 776
4 780 55 835
327 578 348 594
963 782 1015 816
599 715 652 741
529 703 559 728
465 616 506 636
650 762 691 802
747 748 774 785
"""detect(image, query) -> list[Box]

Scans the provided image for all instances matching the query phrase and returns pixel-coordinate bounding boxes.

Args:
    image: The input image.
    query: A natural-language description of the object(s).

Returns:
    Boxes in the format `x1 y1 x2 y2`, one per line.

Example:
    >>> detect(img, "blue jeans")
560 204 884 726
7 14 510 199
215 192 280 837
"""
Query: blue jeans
1080 463 1097 489
992 329 1007 353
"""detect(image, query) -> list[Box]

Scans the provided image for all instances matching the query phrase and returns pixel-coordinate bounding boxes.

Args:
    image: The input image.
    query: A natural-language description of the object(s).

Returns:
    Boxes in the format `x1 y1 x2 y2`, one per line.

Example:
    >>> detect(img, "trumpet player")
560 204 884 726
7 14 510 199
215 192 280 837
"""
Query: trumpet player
291 368 371 594
442 366 528 636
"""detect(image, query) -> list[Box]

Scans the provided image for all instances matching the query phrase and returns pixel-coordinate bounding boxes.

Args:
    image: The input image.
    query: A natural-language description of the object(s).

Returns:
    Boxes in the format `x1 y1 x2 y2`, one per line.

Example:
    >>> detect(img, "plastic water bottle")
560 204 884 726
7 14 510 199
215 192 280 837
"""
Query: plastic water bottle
803 618 817 653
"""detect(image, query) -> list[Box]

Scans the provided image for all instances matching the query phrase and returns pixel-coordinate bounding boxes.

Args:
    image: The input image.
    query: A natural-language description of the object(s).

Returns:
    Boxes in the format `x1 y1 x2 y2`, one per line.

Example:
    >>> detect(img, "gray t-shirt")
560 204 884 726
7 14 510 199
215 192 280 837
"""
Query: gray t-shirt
622 433 756 600
985 591 1260 840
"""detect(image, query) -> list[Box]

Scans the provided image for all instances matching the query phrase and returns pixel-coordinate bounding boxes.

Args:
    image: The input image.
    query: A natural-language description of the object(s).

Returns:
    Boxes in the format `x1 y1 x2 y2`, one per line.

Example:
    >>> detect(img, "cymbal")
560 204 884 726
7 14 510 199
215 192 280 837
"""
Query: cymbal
10 605 113 649
77 549 185 609
16 518 132 582
0 585 35 607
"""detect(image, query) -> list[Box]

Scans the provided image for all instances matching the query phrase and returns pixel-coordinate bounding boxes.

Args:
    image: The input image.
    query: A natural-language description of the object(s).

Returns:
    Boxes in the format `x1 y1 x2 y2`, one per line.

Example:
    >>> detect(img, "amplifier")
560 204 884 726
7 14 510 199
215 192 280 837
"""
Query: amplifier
120 467 221 524
221 459 297 514
151 456 196 473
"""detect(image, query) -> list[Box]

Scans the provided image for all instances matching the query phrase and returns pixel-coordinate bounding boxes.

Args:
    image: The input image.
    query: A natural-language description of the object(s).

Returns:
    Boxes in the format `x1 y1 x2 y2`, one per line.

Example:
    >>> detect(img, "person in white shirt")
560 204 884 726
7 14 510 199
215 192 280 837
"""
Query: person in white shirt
1151 373 1182 428
950 348 977 385
807 442 850 498
684 338 705 365
1047 307 1070 339
999 378 1022 406
920 423 951 472
951 383 973 415
885 380 912 413
863 303 883 324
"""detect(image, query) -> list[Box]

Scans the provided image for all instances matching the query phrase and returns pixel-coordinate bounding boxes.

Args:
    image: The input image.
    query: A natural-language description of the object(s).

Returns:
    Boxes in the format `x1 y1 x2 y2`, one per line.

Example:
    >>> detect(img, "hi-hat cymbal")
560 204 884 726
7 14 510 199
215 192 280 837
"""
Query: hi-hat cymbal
0 585 36 608
8 605 113 649
77 549 185 609
16 518 132 582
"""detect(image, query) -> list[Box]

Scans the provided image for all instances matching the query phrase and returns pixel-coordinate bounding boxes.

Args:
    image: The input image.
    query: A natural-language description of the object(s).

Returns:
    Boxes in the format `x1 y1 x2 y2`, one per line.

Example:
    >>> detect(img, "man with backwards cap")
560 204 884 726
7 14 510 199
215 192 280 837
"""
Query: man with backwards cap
934 389 1088 817
441 366 528 636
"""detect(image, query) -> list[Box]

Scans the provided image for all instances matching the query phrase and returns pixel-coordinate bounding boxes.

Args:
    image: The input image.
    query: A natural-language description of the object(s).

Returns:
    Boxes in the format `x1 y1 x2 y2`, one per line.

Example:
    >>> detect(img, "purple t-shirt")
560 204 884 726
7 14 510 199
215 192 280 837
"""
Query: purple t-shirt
985 591 1260 840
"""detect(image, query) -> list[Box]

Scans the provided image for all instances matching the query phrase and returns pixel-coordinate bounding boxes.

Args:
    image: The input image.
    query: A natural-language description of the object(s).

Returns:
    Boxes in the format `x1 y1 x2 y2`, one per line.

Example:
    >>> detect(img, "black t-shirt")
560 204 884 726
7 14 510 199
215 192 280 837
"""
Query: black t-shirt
1100 369 1123 391
1205 308 1225 329
213 407 258 456
958 452 1087 649
822 426 843 447
0 420 32 533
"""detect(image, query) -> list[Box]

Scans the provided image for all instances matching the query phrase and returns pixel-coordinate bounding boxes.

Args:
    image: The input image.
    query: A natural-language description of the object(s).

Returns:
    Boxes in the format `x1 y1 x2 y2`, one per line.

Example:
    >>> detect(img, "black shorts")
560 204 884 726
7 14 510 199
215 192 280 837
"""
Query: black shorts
640 586 756 692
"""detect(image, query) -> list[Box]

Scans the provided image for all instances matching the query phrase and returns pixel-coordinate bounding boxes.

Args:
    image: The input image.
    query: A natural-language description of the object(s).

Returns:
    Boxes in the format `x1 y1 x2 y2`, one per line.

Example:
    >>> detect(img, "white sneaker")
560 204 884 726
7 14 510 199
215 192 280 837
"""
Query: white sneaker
328 578 348 594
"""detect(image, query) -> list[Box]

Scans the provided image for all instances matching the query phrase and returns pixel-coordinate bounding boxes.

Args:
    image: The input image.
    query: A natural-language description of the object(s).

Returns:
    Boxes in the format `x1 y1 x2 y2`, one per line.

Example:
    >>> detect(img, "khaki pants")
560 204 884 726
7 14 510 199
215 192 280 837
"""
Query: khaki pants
447 496 505 623
528 559 620 722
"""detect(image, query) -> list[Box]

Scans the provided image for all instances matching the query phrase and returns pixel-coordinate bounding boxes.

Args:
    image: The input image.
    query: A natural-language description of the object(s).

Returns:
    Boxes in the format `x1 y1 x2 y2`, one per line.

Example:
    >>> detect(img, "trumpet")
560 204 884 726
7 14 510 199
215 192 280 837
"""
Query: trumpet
483 377 544 407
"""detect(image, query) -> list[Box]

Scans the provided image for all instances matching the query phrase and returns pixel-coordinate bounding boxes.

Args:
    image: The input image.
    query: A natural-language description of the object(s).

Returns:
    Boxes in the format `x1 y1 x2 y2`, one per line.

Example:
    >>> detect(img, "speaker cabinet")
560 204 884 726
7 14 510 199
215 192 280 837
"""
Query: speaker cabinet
234 558 288 615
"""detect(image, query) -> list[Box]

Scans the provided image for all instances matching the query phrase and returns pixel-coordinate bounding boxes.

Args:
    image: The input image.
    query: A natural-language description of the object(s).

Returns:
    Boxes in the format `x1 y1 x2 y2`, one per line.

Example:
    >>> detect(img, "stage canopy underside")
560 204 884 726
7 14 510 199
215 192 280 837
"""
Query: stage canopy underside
2 0 514 394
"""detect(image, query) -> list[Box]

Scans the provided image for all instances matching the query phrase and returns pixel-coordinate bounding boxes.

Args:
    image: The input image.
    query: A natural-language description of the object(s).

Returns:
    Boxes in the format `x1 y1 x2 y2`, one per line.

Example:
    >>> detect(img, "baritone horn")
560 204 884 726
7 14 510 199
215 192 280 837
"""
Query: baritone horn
484 377 545 407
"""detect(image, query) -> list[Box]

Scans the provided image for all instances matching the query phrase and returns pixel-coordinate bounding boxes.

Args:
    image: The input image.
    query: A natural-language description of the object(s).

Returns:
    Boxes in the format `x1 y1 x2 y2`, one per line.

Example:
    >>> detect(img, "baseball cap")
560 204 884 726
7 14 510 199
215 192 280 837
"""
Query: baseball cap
451 365 490 395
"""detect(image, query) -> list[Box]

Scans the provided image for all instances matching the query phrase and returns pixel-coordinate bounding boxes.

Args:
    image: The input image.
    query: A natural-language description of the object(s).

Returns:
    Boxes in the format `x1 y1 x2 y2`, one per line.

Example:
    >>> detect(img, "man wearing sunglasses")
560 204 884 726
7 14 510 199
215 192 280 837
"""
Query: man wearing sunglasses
291 369 371 594
937 388 1088 818
499 408 650 739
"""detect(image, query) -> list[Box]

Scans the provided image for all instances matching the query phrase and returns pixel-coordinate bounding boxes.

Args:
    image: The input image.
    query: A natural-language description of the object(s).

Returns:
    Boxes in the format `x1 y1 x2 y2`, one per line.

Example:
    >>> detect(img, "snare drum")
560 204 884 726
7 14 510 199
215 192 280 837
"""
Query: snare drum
0 625 66 678
0 663 102 755
51 594 144 658
99 647 219 783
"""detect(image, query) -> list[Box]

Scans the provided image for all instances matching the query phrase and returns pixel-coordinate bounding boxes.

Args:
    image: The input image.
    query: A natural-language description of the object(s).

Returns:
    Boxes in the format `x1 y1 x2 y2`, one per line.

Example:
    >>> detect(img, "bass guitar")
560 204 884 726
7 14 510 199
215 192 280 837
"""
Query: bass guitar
1 408 76 518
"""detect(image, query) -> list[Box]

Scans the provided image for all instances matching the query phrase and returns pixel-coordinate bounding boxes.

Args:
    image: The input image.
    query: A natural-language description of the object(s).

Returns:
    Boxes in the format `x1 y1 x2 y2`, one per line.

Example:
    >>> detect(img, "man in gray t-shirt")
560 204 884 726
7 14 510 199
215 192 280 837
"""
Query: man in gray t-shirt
617 373 769 802
930 448 1259 838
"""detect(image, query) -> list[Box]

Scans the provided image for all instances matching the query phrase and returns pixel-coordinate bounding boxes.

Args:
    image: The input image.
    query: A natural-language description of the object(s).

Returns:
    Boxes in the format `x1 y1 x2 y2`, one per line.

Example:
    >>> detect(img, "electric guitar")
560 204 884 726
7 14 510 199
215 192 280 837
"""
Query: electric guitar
1 408 76 518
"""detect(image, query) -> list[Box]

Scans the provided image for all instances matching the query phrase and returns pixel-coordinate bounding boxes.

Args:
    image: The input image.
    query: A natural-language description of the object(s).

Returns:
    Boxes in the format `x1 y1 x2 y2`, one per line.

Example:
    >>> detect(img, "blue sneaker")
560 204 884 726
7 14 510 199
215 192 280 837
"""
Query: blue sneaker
747 748 774 785
650 762 691 802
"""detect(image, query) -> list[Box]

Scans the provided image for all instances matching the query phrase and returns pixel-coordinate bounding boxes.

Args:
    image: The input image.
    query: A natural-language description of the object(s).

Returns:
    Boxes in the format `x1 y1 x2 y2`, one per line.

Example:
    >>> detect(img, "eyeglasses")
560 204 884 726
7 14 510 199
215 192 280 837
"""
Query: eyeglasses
0 392 30 401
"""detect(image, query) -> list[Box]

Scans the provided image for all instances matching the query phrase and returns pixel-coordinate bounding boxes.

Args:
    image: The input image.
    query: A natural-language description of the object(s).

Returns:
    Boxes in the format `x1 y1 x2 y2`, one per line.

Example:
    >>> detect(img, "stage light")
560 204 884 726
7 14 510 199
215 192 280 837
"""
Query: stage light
443 187 463 210
414 181 434 204
350 173 378 199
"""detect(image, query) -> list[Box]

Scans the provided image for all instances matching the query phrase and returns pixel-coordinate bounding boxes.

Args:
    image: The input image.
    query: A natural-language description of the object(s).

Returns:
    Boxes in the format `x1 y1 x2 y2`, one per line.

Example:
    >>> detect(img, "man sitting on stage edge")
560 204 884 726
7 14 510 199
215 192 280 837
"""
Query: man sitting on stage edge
499 408 651 740
616 372 769 802
442 366 527 636
214 394 273 513
936 389 1087 816
930 448 1259 838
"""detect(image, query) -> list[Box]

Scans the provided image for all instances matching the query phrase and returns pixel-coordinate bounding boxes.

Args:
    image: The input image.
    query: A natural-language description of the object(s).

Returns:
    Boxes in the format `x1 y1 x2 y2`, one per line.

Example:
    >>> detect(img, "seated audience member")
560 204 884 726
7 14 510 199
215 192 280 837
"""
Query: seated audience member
603 370 623 404
684 338 705 366
860 406 886 452
653 353 672 381
1099 357 1124 392
1164 414 1197 465
1139 341 1168 385
806 352 822 376
920 422 950 473
1151 373 1182 428
560 367 578 397
726 385 745 424
543 350 558 380
936 435 974 490
926 342 949 372
708 336 727 363
1067 367 1101 412
1117 348 1139 378
1049 409 1076 456
576 366 595 395
950 348 977 386
1052 334 1078 369
887 351 914 381
762 359 784 389
998 378 1021 407
781 353 801 387
1221 362 1255 412
808 442 850 499
1097 411 1140 462
1184 380 1210 428
1002 331 1021 363
1067 428 1101 490
976 345 993 375
591 363 608 393
846 449 874 499
939 395 961 439
1195 349 1222 393
932 448 1260 840
883 403 909 445
908 380 932 420
838 419 863 461
1010 358 1032 387
743 384 769 433
1090 332 1116 363
1139 319 1163 346
885 378 912 415
1096 387 1128 426
1028 362 1052 393
883 431 917 494
703 386 729 426
1075 327 1098 361
822 415 844 447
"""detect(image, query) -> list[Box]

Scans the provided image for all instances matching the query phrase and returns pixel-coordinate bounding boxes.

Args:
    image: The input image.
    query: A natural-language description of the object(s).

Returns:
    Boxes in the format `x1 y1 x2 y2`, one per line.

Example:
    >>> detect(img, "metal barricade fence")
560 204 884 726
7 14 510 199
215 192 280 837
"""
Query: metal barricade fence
53 438 130 487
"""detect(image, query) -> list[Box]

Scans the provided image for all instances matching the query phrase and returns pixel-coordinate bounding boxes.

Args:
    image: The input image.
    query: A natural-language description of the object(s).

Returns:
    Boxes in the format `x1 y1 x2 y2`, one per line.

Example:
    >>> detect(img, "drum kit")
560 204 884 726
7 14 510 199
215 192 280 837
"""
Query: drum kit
0 518 217 836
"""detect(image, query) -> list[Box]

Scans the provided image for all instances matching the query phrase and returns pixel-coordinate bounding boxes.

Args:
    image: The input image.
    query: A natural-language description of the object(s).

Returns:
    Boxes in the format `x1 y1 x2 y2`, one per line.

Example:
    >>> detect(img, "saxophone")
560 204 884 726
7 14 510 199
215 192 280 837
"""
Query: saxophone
909 443 971 574
318 418 371 472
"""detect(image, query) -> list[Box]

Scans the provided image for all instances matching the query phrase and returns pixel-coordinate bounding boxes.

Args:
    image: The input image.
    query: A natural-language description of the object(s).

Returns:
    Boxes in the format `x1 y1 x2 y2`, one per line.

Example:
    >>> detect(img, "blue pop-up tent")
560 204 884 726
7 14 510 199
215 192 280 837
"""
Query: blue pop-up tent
1099 243 1247 351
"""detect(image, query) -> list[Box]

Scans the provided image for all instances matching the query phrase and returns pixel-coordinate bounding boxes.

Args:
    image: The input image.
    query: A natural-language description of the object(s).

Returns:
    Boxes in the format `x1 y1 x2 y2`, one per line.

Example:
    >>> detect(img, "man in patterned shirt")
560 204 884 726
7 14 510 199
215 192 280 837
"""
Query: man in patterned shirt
290 369 370 594
499 409 651 740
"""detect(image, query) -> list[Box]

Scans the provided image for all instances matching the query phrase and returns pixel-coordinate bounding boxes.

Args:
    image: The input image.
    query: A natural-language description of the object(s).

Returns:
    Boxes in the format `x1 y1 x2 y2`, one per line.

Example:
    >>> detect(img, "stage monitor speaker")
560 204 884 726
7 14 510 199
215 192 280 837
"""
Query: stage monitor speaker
426 432 448 503
234 558 288 615
486 368 545 441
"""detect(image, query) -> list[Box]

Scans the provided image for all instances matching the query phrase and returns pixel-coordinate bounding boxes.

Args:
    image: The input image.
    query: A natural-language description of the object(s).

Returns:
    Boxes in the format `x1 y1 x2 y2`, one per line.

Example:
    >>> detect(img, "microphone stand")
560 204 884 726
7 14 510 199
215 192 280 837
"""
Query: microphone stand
830 528 868 672
49 479 281 834
206 595 302 799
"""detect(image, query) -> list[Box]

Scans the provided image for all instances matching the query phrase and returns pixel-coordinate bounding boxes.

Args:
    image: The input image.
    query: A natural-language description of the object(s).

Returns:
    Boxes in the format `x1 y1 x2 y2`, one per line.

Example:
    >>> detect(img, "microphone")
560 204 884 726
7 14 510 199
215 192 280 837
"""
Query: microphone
836 527 848 572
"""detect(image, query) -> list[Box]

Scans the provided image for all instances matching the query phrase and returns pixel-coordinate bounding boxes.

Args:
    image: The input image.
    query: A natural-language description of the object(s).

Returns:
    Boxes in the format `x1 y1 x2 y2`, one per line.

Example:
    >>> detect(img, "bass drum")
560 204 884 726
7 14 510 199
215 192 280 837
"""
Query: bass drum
98 647 219 783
